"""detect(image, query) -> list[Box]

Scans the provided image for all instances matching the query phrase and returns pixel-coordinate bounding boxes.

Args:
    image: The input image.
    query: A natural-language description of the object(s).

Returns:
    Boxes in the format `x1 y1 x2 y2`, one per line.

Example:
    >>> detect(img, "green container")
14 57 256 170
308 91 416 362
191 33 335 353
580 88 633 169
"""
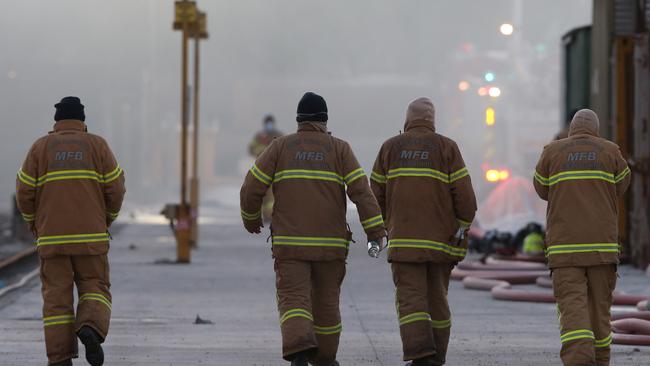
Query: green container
561 26 592 127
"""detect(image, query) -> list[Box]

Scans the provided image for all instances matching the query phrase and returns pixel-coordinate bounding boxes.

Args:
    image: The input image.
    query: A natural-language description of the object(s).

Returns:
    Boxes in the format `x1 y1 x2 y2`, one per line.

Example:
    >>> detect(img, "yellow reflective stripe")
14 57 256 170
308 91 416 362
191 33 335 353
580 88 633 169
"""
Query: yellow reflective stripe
43 314 75 327
615 167 631 183
560 329 594 343
595 332 613 348
449 167 469 183
250 164 272 185
79 293 112 311
537 170 617 186
37 232 110 246
344 168 366 185
457 218 471 228
36 169 103 186
314 323 342 335
17 169 37 187
241 209 261 221
274 169 344 185
107 211 119 220
23 167 124 187
389 239 466 257
431 318 452 329
361 214 384 230
272 236 349 249
103 165 124 184
549 170 614 181
280 308 313 325
534 171 549 186
370 171 387 184
21 213 35 222
387 168 449 183
546 243 619 256
399 312 431 326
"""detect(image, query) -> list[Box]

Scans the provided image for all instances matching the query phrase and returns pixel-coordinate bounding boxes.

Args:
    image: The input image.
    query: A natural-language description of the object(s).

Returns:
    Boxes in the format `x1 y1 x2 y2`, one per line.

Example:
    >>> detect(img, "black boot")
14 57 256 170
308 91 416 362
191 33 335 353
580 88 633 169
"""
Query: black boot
406 356 435 366
329 361 340 366
290 350 309 366
77 326 104 366
49 360 72 366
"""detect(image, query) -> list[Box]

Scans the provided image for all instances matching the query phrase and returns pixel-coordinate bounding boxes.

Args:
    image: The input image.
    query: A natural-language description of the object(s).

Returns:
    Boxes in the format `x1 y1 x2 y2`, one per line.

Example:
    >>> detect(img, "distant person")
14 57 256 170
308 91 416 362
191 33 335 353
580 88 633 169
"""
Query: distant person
249 114 283 157
248 114 283 221
370 97 477 366
16 97 125 366
534 109 630 366
240 92 385 366
511 222 545 255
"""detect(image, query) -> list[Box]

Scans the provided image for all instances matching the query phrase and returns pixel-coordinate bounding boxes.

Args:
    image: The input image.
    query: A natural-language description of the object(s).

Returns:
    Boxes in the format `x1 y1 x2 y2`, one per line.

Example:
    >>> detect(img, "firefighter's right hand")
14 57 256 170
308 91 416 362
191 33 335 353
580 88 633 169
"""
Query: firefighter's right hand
244 219 263 234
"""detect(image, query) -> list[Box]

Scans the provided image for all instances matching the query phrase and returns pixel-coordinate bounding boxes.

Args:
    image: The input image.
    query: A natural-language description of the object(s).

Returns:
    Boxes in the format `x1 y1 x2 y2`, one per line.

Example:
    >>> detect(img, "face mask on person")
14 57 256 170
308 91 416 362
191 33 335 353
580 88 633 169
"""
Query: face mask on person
264 121 274 132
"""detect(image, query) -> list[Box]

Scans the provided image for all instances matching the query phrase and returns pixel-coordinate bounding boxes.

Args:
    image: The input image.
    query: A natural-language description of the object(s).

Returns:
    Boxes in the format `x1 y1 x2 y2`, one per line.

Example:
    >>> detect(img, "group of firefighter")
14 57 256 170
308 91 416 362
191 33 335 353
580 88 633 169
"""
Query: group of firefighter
16 93 630 366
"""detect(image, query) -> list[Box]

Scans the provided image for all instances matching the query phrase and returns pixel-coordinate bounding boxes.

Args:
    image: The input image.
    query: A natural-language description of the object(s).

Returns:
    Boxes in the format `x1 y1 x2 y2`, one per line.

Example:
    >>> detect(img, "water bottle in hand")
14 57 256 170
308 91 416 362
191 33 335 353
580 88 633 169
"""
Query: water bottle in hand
367 240 381 258
453 228 466 246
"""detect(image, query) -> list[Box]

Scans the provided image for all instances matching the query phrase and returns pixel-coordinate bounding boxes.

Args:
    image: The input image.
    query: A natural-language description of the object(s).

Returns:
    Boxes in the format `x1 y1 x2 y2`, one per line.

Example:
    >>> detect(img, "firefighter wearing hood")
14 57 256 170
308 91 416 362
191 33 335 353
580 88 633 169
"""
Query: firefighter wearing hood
240 92 386 366
370 97 477 366
534 109 630 365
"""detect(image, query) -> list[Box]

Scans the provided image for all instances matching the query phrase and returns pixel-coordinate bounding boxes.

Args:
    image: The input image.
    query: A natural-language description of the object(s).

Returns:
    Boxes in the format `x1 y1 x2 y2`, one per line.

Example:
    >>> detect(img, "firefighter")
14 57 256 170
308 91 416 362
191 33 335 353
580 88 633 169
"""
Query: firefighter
533 109 630 366
248 114 283 221
16 97 125 366
370 97 477 366
521 231 545 256
249 114 283 157
240 92 385 366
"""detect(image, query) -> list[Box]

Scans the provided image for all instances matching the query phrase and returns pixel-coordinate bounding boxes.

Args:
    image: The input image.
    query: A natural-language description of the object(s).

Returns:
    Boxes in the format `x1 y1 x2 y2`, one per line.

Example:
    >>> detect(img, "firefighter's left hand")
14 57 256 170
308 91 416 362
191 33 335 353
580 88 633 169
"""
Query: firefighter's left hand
451 228 468 247
244 219 263 234
368 236 385 252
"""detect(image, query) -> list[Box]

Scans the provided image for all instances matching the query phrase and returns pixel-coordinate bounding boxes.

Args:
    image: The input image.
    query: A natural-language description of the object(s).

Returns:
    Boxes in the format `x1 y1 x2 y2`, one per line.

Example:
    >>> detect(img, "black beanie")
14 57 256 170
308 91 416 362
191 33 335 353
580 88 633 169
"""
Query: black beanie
54 96 85 122
296 92 328 123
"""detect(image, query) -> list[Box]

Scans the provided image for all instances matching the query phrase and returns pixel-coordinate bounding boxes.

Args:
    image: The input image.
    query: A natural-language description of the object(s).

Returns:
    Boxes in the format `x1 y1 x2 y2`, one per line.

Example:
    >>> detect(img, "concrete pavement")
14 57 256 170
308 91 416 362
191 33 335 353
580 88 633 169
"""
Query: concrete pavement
1 210 649 365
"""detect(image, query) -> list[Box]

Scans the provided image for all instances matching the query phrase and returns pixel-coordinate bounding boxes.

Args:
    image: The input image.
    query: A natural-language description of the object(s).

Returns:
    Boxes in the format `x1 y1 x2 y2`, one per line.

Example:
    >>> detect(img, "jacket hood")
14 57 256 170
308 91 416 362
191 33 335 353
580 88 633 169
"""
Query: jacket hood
52 119 86 133
568 109 599 137
297 121 328 133
404 97 435 132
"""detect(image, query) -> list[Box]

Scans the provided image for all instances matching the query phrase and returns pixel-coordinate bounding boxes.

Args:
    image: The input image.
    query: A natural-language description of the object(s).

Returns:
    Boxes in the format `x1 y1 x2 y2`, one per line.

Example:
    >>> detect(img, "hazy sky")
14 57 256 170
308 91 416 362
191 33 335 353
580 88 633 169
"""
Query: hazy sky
0 0 592 208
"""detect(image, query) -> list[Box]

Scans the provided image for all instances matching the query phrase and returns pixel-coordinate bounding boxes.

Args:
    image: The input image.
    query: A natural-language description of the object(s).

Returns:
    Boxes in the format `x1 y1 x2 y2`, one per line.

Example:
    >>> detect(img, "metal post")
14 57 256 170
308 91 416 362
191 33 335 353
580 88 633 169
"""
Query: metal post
176 18 191 263
189 32 200 248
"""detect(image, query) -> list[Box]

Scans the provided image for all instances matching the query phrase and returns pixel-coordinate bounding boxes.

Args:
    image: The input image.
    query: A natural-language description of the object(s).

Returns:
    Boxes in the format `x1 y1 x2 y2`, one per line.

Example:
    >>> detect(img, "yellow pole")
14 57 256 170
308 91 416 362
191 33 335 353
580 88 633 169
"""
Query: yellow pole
189 33 200 248
176 18 191 263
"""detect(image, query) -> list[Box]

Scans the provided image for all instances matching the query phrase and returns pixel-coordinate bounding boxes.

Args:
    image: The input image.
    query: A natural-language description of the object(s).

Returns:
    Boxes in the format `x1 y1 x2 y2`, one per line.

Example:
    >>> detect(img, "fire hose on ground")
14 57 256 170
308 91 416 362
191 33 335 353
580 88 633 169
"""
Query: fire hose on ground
453 258 650 346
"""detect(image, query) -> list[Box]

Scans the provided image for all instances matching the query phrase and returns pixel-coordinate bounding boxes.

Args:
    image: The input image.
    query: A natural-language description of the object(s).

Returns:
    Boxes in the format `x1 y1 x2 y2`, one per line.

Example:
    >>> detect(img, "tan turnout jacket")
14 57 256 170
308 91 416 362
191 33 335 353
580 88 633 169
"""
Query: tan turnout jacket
16 120 125 258
371 98 477 263
534 109 630 268
240 122 386 261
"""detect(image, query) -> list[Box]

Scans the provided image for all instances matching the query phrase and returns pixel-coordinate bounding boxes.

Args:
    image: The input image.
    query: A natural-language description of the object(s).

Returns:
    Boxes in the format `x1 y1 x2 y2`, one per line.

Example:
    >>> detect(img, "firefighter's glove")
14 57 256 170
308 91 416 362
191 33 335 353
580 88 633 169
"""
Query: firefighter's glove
244 218 263 234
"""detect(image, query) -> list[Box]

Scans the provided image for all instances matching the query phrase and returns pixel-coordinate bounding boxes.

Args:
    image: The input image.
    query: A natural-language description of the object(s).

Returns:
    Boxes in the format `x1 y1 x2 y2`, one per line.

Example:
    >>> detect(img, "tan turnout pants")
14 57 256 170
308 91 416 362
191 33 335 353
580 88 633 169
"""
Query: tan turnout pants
275 259 346 365
40 254 112 364
553 264 617 366
392 262 454 365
